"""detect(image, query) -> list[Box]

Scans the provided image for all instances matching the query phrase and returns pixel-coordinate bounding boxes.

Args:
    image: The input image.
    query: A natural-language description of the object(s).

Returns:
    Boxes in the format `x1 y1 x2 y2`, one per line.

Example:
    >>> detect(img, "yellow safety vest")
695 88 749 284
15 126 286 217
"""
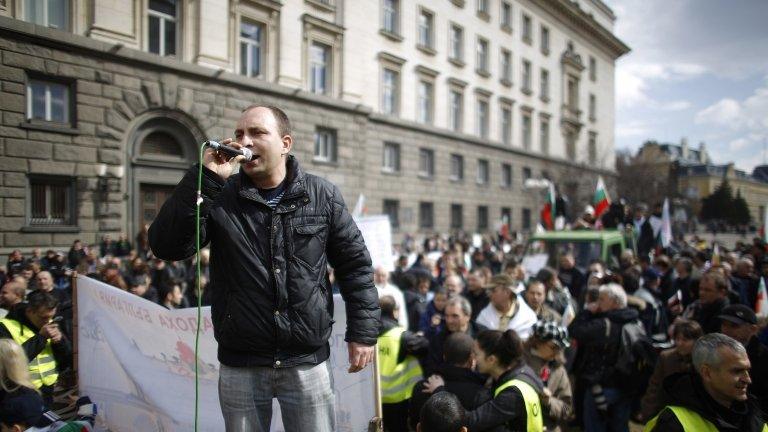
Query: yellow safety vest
378 326 423 404
0 318 59 388
494 378 544 432
644 406 768 432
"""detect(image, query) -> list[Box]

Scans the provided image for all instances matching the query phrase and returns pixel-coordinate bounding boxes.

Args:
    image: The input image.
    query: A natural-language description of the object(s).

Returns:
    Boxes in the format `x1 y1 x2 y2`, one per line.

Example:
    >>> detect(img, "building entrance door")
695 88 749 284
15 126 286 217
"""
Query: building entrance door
140 185 175 229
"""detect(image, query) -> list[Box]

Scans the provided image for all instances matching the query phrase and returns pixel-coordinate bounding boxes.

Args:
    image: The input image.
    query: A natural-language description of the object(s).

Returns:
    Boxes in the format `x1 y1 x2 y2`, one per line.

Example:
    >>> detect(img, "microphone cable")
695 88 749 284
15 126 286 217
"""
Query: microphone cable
193 141 206 432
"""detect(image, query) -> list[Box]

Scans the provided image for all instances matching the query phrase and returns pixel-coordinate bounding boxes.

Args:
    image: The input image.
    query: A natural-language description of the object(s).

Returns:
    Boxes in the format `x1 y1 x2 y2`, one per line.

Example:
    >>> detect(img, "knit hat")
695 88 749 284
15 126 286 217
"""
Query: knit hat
0 388 50 428
532 320 570 349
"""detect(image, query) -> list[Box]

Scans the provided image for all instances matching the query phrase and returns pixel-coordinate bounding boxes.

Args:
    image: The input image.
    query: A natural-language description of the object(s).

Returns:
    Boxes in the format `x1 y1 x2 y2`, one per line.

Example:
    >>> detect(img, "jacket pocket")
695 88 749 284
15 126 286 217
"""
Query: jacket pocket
286 286 334 351
290 224 327 267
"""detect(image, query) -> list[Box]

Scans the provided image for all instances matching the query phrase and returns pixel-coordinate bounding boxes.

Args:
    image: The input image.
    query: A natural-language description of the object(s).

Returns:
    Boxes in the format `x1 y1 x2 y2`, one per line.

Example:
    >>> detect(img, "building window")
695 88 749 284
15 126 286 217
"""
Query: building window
382 0 399 34
501 207 512 226
523 166 532 181
26 78 72 124
500 105 512 145
476 37 489 74
450 154 464 181
476 159 489 185
589 56 597 81
522 13 532 43
417 80 434 124
589 132 597 164
567 76 579 110
540 116 550 155
449 89 463 132
476 0 489 18
383 199 400 228
381 68 399 115
24 0 68 29
522 208 531 230
419 202 434 229
239 20 264 78
449 23 463 62
477 206 489 231
521 59 532 94
148 0 178 57
450 204 463 230
500 49 512 84
418 148 434 178
540 25 549 54
476 97 489 139
417 8 434 49
313 127 337 162
500 1 512 30
521 109 532 150
501 163 512 188
309 42 331 95
382 142 400 173
540 68 549 101
589 93 596 121
29 176 75 226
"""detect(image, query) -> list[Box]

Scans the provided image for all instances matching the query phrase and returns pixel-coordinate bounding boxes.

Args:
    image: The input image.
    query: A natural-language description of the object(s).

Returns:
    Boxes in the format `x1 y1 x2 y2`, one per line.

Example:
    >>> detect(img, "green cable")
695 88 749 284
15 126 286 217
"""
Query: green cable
194 143 206 432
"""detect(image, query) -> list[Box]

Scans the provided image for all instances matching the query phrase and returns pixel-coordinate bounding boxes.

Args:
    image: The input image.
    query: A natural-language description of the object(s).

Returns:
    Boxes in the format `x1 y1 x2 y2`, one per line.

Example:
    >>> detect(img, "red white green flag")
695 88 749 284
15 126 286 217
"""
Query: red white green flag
756 277 768 318
540 182 556 230
593 176 611 219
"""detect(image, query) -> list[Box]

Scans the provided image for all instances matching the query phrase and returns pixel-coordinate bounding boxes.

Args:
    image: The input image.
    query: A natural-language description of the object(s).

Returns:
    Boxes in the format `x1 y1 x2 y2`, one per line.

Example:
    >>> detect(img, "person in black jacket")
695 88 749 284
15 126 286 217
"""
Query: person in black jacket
148 105 380 432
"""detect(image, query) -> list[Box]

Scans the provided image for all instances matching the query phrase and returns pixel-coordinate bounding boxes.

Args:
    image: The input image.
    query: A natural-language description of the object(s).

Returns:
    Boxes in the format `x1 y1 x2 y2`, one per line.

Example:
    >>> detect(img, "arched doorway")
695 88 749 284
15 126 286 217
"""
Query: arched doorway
128 111 205 238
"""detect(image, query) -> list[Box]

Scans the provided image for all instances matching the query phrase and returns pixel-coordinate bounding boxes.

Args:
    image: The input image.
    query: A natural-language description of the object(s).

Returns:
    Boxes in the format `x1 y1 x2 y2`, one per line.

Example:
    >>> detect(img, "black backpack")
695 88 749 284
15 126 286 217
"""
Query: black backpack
605 318 657 394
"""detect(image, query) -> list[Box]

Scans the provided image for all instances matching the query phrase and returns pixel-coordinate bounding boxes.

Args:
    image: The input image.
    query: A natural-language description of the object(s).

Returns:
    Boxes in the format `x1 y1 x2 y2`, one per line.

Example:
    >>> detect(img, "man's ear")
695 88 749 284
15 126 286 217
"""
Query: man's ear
281 135 293 155
416 422 422 432
460 427 469 432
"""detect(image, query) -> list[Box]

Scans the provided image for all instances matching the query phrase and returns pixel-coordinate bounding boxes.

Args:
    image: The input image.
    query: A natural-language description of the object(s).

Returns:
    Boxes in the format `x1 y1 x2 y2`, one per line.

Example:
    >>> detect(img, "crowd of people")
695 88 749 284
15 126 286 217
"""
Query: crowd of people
1 221 768 430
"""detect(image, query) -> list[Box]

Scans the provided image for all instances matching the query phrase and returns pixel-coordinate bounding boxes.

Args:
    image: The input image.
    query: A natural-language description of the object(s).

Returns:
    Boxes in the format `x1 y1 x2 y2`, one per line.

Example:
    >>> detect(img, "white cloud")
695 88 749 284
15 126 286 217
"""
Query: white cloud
616 120 650 138
695 99 742 127
729 138 750 151
657 100 691 111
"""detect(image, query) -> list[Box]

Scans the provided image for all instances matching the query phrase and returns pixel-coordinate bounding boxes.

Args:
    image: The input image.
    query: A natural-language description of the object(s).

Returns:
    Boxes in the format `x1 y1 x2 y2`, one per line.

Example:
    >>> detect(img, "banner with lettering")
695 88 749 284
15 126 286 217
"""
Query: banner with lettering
76 276 377 431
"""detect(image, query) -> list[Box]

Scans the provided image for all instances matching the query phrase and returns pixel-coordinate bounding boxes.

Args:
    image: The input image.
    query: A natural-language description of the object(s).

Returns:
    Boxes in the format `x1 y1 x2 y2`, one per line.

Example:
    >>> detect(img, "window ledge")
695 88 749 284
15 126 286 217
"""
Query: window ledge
500 78 513 88
476 69 491 78
449 177 464 183
476 11 490 22
541 48 550 56
312 158 339 167
450 0 465 7
381 169 402 176
21 225 81 233
501 24 513 34
379 29 403 42
418 174 435 180
416 44 437 56
448 57 465 68
522 36 532 45
476 182 490 187
305 0 335 13
521 87 533 96
590 116 597 123
540 95 550 103
19 121 80 135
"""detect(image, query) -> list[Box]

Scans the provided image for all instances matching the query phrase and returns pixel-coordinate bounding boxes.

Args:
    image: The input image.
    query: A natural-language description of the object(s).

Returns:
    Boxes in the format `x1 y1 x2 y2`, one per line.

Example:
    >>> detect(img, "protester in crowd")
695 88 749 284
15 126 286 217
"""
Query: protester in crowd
378 295 428 432
419 287 448 338
425 297 486 373
403 273 430 332
374 266 409 329
645 333 766 431
0 291 71 407
464 270 489 322
718 304 768 413
424 329 544 431
731 258 759 308
523 320 573 432
654 255 674 300
6 250 25 279
159 282 184 310
411 332 490 429
670 257 697 312
114 233 132 257
569 283 640 432
443 275 465 299
127 274 158 304
536 267 576 325
524 280 563 323
475 274 537 339
0 281 25 318
681 271 730 334
639 319 703 421
66 240 86 270
416 392 468 432
558 252 585 301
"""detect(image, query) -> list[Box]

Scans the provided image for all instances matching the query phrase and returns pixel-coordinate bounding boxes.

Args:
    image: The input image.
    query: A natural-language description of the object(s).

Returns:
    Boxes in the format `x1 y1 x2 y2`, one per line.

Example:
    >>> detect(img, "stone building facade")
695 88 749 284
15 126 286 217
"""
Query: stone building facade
0 0 628 252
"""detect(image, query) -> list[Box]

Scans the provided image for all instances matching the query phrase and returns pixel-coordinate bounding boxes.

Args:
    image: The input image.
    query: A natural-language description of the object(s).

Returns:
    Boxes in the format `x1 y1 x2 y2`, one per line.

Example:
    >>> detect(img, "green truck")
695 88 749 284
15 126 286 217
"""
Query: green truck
522 230 632 276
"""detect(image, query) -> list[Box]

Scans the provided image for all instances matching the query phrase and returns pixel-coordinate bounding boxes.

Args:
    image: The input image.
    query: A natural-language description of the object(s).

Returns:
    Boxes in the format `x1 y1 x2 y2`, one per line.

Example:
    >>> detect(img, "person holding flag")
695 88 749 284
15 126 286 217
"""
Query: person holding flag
540 182 556 231
593 176 611 221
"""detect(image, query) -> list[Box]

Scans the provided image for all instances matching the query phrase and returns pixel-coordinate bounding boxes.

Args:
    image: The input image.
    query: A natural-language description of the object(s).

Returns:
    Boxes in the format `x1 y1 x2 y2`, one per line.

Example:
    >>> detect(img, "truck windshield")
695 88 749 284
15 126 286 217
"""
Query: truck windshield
523 240 602 275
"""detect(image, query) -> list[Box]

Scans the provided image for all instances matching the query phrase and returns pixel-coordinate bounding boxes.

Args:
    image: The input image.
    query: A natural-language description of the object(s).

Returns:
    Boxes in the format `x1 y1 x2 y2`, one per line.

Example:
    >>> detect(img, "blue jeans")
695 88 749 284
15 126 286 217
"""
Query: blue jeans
219 361 335 432
583 386 631 432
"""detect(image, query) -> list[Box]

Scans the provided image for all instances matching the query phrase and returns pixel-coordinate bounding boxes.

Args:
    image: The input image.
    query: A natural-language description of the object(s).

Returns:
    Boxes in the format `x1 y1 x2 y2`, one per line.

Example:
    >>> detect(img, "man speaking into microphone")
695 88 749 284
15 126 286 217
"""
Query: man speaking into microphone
149 105 380 431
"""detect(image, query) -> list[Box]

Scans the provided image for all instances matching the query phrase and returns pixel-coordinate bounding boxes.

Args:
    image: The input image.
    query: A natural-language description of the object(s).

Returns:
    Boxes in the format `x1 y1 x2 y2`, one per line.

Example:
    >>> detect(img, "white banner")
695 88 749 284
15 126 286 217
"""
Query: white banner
77 276 377 431
355 215 394 272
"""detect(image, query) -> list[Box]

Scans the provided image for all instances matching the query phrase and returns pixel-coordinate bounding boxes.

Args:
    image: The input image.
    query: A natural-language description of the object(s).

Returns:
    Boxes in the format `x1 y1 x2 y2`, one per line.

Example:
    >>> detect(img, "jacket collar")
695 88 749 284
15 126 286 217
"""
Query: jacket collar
236 155 309 210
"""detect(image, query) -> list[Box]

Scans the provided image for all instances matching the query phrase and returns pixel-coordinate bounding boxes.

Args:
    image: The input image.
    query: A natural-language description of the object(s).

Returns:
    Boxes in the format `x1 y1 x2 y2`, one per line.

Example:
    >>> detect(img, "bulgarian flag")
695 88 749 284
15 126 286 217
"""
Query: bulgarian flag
593 176 611 219
540 182 556 230
756 277 768 318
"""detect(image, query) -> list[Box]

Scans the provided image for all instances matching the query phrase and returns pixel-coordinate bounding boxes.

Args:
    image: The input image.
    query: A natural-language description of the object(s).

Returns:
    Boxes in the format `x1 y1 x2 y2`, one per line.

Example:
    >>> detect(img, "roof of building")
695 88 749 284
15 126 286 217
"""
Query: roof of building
657 143 708 166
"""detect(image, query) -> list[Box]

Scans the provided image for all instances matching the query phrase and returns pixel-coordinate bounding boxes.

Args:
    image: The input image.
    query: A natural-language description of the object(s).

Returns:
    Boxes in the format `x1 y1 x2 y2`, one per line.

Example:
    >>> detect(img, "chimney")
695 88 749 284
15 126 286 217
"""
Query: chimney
680 137 689 160
699 142 707 164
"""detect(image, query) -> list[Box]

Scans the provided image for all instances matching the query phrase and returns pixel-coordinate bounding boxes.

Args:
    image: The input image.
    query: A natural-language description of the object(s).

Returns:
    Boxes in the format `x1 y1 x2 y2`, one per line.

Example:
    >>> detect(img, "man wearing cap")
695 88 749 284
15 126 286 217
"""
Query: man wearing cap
0 386 97 431
719 304 768 414
475 274 537 339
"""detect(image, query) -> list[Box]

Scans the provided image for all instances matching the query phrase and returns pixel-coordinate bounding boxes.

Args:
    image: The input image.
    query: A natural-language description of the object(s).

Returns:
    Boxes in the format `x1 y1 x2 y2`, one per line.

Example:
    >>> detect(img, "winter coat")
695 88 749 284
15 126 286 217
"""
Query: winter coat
639 348 693 421
524 350 573 432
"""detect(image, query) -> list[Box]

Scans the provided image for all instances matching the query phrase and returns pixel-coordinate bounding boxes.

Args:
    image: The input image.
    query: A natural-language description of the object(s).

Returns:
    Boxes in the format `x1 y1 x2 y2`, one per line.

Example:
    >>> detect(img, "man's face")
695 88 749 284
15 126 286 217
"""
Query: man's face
444 277 463 297
524 283 545 310
433 293 448 312
674 335 695 357
674 262 687 277
702 347 751 403
720 320 757 346
27 306 56 329
374 268 388 286
489 286 513 311
0 285 21 308
171 286 183 306
444 304 469 333
699 277 724 304
467 274 483 293
235 107 291 180
559 256 574 270
130 283 148 297
35 273 54 291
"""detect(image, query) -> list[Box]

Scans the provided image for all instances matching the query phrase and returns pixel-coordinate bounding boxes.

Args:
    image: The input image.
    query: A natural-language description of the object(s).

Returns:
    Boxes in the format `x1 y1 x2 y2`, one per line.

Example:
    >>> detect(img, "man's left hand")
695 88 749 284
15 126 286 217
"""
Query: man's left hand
347 341 374 373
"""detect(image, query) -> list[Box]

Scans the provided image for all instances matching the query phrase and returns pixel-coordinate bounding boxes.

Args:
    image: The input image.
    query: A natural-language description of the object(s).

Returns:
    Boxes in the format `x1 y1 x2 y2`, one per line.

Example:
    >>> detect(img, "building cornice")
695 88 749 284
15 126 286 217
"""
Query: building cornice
531 0 630 59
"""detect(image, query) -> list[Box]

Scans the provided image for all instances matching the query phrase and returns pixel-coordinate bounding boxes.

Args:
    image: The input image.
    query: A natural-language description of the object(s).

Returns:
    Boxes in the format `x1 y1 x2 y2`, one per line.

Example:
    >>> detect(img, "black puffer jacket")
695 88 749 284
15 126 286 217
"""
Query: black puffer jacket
149 156 380 367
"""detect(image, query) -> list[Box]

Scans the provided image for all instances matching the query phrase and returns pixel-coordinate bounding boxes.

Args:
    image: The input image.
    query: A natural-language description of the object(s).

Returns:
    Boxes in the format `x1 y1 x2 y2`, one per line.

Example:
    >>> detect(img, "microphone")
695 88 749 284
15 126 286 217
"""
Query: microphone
204 140 255 161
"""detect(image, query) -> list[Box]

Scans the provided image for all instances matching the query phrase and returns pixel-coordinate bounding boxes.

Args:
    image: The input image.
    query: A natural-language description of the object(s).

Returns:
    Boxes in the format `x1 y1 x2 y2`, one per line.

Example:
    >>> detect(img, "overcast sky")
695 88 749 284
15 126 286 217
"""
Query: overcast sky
604 0 768 172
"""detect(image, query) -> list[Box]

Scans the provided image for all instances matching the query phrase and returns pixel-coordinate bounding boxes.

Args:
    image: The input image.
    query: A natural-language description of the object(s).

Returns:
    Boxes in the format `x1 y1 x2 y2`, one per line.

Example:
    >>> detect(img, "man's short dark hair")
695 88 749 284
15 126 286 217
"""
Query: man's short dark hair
243 105 291 138
673 319 703 340
419 392 466 432
379 295 397 319
26 290 58 311
443 332 474 366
